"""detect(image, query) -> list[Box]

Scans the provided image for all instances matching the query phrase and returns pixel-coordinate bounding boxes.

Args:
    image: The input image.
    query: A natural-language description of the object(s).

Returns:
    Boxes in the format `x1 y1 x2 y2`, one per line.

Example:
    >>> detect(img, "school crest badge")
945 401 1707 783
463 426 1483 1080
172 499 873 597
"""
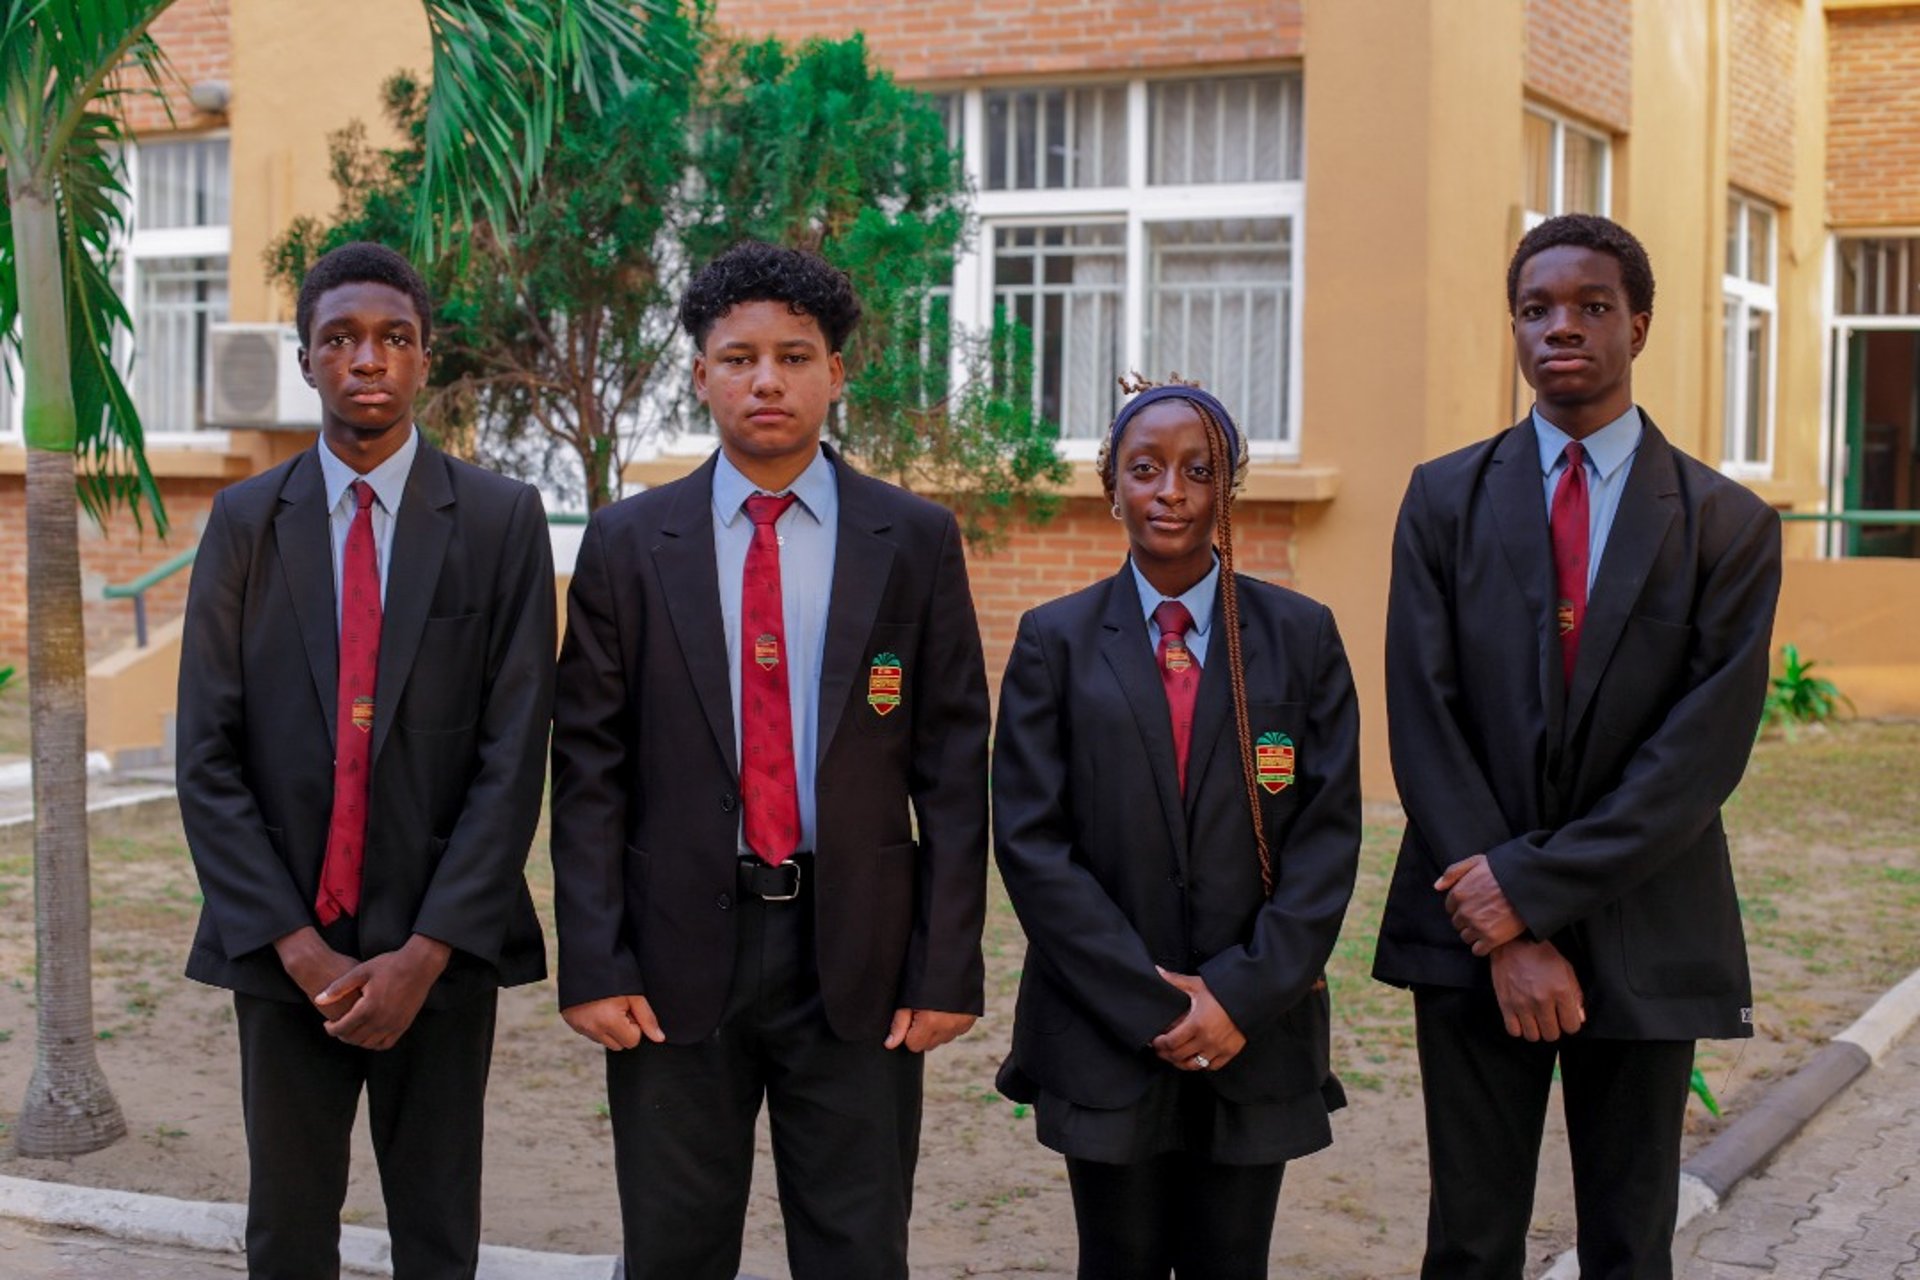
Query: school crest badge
867 652 902 716
351 695 375 733
754 633 780 670
1254 731 1295 794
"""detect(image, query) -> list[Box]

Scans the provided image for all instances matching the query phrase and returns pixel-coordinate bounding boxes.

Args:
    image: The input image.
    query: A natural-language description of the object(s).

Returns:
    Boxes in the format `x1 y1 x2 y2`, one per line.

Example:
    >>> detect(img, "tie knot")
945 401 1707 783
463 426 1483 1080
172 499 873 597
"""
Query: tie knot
1154 600 1195 639
744 492 798 528
1563 441 1586 472
351 479 375 512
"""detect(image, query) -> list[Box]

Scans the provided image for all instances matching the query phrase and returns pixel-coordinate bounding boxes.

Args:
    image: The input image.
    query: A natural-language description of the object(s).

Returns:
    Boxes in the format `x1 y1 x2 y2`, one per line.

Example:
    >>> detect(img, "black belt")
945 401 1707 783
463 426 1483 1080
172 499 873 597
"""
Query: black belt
737 852 813 902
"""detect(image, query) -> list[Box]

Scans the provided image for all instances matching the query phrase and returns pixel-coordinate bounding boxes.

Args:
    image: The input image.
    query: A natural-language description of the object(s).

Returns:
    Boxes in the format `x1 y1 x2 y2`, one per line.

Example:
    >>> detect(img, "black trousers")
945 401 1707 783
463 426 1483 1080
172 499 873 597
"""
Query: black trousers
234 988 499 1280
604 886 924 1280
1413 985 1694 1280
1065 1153 1286 1280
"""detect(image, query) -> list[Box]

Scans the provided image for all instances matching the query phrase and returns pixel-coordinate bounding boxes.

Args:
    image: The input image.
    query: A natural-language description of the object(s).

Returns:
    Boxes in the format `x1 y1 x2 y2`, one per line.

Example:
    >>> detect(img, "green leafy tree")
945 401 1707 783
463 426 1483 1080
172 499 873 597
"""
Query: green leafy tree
0 0 658 1157
271 16 1066 531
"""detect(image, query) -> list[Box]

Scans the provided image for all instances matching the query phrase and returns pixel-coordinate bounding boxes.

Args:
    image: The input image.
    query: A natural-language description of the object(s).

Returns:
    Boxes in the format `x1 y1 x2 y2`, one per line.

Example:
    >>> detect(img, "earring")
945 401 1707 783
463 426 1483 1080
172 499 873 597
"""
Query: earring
1110 503 1123 520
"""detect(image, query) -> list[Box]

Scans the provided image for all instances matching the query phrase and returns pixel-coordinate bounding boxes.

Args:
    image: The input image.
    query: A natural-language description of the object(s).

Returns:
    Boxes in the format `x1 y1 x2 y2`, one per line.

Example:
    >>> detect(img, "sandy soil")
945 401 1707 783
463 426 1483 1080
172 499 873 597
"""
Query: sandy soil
0 723 1913 1278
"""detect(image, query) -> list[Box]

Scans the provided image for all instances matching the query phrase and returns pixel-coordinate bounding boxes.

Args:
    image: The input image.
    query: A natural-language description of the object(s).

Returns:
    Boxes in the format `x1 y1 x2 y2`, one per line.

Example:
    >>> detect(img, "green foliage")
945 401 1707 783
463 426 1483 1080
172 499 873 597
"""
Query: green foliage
1761 644 1853 736
1689 1064 1721 1118
0 664 14 695
271 14 1066 535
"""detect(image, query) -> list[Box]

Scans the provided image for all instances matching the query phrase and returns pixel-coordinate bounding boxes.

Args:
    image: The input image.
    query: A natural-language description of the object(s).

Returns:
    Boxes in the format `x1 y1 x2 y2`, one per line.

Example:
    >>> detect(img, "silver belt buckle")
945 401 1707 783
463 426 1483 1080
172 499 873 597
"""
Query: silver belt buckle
765 859 802 902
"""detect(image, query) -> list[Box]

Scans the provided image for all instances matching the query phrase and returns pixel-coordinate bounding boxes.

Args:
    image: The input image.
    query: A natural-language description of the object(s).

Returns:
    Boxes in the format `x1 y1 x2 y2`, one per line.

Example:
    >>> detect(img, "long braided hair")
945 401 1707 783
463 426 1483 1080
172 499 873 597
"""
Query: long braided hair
1101 375 1272 897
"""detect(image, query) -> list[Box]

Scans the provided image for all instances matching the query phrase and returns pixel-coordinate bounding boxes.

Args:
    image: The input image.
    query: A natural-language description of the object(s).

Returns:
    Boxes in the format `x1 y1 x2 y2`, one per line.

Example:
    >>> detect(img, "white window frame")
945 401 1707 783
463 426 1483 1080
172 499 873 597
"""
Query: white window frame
118 132 234 448
1722 192 1778 477
1822 229 1920 556
1521 104 1612 228
953 75 1307 460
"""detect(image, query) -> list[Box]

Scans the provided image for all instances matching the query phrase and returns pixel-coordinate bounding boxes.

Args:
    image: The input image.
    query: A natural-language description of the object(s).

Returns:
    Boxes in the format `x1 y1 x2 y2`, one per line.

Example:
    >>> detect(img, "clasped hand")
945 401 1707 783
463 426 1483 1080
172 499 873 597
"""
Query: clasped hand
1434 855 1585 1041
559 999 976 1054
1435 853 1526 956
276 928 452 1052
1151 967 1246 1071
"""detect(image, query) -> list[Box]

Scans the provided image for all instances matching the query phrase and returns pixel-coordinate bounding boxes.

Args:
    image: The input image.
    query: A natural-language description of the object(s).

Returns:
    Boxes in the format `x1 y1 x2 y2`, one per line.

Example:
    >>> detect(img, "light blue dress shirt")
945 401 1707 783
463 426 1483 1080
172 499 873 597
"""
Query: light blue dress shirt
1533 406 1642 592
713 447 839 855
1130 554 1221 667
315 426 419 627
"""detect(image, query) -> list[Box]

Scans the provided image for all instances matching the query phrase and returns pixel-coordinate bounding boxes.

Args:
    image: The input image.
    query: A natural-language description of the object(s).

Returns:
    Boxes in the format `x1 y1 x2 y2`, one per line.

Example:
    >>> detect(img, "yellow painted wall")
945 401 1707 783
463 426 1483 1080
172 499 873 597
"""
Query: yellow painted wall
226 0 431 324
1299 0 1525 795
1774 558 1920 716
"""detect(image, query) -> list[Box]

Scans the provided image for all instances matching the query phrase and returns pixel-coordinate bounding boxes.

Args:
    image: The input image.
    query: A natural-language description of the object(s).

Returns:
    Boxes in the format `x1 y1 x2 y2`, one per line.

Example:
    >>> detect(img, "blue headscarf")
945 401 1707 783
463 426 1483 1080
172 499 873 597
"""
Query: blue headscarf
1100 384 1248 489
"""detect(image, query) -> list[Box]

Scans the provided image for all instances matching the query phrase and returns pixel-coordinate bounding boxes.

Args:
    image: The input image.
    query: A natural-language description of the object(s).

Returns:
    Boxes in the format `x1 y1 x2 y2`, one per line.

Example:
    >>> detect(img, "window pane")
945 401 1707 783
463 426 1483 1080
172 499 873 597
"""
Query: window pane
1746 203 1772 286
991 224 1124 438
1835 237 1920 316
1522 112 1553 215
133 255 228 431
1743 305 1769 464
1149 73 1302 185
1726 197 1742 278
984 86 1126 191
1561 129 1605 215
1721 296 1743 463
1146 218 1292 443
136 138 230 230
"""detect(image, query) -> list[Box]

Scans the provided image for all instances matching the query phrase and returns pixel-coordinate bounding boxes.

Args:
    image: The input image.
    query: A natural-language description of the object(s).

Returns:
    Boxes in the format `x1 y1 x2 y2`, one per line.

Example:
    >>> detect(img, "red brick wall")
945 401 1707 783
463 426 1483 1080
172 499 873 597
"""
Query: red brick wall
1524 0 1632 130
1828 7 1920 226
122 0 230 136
709 0 1303 82
964 497 1296 691
1729 0 1798 206
0 476 219 668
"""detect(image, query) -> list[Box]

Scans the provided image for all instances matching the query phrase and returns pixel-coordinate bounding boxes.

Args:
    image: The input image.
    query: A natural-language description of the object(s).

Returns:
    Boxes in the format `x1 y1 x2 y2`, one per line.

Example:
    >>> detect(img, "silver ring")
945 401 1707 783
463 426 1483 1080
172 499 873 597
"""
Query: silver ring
1192 1054 1211 1069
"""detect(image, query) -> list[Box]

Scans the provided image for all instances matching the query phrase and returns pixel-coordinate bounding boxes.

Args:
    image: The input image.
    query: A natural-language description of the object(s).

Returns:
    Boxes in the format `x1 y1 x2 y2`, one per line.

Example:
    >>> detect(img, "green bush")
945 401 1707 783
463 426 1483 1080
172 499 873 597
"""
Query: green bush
1760 644 1852 736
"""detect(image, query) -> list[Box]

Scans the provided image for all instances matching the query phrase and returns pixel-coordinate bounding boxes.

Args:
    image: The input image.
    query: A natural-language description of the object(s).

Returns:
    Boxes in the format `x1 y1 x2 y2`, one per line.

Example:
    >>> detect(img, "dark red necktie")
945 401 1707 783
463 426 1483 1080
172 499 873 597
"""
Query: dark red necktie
1153 600 1201 793
317 480 382 924
740 493 801 866
1549 442 1591 689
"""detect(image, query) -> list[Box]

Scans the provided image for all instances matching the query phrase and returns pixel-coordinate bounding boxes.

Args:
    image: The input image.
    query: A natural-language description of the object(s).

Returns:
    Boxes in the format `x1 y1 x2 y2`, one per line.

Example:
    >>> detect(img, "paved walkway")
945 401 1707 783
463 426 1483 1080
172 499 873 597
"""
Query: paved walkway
0 1218 242 1279
1676 1020 1920 1278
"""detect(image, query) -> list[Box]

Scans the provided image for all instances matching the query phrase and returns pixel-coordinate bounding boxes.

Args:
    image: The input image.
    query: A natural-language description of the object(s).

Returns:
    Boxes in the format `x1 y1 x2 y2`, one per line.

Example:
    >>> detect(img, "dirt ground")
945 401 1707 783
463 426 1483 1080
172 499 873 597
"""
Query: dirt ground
0 722 1914 1279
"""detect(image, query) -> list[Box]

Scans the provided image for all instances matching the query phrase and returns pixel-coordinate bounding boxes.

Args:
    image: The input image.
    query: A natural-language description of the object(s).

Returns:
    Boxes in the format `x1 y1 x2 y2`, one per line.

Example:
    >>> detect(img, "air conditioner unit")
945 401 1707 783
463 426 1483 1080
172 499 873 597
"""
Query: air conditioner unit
206 323 321 428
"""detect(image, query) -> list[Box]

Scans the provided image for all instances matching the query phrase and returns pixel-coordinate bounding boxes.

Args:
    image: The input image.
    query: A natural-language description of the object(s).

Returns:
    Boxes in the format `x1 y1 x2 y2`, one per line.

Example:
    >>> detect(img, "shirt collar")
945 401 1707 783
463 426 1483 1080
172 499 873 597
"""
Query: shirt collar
1130 553 1220 638
1532 404 1642 483
713 446 834 527
317 426 420 516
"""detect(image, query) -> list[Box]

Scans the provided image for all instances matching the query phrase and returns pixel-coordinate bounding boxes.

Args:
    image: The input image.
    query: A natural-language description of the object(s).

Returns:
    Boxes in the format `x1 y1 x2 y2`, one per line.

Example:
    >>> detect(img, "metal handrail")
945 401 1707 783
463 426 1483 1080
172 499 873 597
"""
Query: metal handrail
1780 511 1920 525
102 545 198 649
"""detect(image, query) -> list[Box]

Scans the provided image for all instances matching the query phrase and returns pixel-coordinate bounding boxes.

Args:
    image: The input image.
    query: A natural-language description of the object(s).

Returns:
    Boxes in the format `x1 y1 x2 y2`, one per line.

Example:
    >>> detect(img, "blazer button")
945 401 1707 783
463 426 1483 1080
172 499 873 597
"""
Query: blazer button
715 892 732 910
720 794 736 812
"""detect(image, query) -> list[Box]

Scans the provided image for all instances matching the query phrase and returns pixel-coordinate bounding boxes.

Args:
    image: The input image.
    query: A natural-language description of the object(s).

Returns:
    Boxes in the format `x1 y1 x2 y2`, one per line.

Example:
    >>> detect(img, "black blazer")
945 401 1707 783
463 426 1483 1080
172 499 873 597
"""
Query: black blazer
992 567 1361 1110
177 442 555 1005
1373 415 1782 1041
548 448 990 1043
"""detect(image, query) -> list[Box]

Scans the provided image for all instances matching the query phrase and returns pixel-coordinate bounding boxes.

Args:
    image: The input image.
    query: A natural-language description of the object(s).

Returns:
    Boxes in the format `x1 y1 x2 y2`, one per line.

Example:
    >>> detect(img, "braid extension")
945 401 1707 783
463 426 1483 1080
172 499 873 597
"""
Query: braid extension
1187 401 1273 898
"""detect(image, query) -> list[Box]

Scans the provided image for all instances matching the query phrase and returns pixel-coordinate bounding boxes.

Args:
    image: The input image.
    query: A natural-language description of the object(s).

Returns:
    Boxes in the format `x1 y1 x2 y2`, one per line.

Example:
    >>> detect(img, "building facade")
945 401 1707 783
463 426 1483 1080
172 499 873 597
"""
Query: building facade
5 0 1918 787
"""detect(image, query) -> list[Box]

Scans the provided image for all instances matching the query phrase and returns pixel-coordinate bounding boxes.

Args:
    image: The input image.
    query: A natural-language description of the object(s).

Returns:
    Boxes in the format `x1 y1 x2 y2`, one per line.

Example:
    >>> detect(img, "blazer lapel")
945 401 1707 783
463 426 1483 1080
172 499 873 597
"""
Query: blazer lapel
1565 418 1680 735
816 462 895 770
1484 421 1563 730
371 445 454 766
1098 568 1190 869
653 455 739 777
273 450 339 750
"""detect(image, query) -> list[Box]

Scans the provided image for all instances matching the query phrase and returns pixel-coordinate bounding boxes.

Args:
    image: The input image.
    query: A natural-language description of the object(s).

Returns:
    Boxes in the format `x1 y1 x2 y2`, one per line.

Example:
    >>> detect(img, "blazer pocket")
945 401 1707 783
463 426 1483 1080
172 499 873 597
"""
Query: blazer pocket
851 623 919 736
398 613 486 733
1592 614 1693 742
1619 839 1742 999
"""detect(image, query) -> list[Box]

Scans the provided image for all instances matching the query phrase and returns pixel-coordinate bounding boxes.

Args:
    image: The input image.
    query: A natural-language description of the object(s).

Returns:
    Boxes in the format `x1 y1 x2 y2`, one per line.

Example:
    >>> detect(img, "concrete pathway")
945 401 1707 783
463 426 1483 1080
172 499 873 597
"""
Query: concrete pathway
1675 1019 1920 1278
0 1217 243 1279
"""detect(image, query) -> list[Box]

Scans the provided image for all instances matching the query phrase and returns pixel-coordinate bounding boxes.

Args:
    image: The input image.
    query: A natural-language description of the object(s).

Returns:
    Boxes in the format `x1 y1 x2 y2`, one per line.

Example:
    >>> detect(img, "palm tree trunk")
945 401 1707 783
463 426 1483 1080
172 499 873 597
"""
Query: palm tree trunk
11 184 125 1157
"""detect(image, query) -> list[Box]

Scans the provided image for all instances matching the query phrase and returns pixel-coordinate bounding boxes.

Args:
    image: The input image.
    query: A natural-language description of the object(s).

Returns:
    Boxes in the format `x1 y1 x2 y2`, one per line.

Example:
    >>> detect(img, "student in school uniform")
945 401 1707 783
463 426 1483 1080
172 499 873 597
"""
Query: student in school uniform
176 241 555 1279
549 240 990 1280
992 378 1362 1280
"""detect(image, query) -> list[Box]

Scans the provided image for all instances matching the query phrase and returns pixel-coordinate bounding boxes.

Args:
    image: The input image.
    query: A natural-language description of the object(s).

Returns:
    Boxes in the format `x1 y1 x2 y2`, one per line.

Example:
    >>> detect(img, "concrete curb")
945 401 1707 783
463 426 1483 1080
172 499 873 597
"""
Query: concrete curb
1537 962 1920 1278
0 1176 619 1278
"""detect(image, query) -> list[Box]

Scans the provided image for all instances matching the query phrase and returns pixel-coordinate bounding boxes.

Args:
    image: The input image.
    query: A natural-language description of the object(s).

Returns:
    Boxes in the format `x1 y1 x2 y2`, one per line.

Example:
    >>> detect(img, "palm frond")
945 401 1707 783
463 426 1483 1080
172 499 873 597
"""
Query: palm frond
415 0 683 260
